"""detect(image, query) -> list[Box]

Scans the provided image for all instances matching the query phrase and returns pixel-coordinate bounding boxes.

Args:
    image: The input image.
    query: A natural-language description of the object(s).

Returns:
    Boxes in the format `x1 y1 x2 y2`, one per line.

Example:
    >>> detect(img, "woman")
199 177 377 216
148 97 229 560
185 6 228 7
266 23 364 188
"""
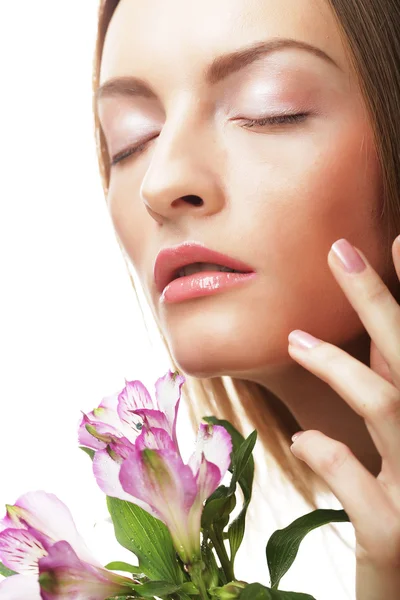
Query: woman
93 0 400 598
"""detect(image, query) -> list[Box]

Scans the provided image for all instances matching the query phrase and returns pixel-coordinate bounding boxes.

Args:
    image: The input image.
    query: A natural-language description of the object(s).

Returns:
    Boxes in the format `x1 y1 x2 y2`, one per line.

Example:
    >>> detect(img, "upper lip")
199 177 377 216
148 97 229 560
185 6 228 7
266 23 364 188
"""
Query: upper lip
154 242 255 293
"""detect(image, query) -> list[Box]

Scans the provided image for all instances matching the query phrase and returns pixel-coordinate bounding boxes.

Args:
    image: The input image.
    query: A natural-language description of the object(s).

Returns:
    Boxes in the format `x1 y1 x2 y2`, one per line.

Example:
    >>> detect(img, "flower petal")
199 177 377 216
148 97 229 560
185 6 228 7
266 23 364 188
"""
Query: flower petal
184 454 224 559
92 448 157 516
0 574 41 600
189 424 232 478
78 396 134 451
117 380 154 433
79 392 139 449
195 454 223 502
120 446 197 525
4 492 99 567
97 392 119 414
120 446 200 561
0 528 46 574
132 408 171 437
83 419 125 446
135 427 176 452
77 414 108 450
154 371 185 442
92 449 137 503
38 540 132 600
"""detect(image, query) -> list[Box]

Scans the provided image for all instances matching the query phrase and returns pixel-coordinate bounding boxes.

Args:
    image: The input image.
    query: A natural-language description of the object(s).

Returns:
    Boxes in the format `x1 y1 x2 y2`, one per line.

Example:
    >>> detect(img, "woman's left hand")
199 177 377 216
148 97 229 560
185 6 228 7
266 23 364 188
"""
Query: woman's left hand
288 236 400 600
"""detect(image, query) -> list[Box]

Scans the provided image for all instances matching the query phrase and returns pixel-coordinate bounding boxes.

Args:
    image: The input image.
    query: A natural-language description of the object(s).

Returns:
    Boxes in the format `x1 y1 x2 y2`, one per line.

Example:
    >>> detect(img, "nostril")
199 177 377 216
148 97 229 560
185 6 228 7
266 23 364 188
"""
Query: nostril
182 195 204 207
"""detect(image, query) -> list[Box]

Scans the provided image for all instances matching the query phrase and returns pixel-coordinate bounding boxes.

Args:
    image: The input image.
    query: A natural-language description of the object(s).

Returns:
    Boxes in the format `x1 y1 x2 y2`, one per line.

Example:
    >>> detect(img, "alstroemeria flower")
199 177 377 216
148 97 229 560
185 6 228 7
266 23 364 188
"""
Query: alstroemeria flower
38 541 133 600
0 491 97 567
0 491 133 600
94 422 233 564
81 370 233 563
78 370 185 451
80 370 186 502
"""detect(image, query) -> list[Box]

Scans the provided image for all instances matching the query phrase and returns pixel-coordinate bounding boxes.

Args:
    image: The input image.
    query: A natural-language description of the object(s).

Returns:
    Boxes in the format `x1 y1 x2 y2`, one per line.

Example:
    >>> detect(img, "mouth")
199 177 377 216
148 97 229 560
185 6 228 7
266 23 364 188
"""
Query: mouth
172 262 243 280
154 243 255 295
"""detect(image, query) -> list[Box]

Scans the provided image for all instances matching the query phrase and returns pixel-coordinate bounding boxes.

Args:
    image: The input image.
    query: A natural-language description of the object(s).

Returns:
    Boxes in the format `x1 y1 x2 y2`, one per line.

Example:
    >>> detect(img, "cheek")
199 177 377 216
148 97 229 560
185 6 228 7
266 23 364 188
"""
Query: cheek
218 119 384 345
232 117 382 268
290 120 384 279
301 127 381 232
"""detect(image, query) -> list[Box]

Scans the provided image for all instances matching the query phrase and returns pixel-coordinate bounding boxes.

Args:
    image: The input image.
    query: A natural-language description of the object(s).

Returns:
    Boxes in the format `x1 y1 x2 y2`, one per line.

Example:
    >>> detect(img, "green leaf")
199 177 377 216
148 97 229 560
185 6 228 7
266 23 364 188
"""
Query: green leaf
227 505 248 567
0 562 17 577
230 431 257 491
107 497 183 584
105 561 145 575
180 581 200 594
227 432 256 565
203 418 256 568
239 583 316 600
79 446 95 460
202 486 236 530
128 580 181 597
266 508 350 589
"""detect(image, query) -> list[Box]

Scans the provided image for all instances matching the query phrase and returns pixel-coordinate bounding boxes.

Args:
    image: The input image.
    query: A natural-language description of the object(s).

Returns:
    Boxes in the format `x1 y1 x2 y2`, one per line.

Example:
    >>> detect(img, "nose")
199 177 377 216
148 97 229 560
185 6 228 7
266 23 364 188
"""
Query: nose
140 116 225 224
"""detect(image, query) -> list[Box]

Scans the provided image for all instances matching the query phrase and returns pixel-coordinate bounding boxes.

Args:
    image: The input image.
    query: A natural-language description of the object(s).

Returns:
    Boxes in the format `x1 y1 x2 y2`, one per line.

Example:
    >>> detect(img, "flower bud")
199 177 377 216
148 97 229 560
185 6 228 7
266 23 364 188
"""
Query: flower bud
210 581 247 599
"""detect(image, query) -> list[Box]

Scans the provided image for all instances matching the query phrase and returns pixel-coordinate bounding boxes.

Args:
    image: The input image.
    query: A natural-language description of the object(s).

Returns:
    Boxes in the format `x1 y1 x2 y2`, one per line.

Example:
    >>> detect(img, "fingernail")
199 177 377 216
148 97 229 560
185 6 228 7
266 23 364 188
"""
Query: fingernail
292 431 304 442
288 330 322 349
331 239 366 273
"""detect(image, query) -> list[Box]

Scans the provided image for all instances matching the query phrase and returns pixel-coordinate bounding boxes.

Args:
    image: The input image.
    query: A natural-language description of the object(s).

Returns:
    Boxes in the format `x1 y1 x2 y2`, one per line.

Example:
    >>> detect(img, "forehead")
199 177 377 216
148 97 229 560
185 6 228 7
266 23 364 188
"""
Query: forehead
100 0 350 85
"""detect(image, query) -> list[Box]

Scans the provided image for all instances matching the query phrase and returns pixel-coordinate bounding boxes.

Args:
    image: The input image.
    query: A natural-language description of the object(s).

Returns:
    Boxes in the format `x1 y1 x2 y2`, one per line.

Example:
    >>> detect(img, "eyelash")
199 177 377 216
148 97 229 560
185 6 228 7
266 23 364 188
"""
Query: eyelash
110 113 309 166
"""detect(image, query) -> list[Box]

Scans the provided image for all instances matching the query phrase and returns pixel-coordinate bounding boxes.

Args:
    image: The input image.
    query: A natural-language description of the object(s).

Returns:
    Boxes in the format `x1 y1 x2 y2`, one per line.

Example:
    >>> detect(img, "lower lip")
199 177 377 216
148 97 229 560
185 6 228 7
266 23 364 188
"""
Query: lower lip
160 271 257 304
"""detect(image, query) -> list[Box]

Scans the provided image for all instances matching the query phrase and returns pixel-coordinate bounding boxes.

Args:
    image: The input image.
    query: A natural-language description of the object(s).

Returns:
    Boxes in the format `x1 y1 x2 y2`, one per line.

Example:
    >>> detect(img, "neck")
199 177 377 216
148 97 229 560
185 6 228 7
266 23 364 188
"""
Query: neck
253 331 381 477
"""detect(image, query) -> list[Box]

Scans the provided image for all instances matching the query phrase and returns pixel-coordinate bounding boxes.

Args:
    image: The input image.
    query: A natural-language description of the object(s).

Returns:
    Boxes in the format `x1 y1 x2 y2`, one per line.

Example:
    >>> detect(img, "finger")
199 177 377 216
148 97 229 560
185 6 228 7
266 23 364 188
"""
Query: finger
370 339 394 385
288 336 400 479
290 430 397 553
328 238 400 389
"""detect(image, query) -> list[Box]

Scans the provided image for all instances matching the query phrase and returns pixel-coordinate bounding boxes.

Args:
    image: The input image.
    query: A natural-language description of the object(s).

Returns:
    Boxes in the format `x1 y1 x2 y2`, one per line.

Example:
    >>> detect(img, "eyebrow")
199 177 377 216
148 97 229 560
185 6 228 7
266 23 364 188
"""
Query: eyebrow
96 38 340 103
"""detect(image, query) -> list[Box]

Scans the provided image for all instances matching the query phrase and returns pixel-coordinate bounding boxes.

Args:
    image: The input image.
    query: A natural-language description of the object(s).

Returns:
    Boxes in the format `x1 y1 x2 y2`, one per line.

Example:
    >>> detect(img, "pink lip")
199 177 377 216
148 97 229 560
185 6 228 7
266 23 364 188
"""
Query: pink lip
154 242 256 302
161 271 257 303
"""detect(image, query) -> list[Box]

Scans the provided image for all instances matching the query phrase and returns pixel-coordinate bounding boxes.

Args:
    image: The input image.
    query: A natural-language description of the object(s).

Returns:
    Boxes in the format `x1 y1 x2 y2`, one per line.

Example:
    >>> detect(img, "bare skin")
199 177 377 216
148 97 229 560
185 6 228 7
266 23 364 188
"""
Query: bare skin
97 0 398 481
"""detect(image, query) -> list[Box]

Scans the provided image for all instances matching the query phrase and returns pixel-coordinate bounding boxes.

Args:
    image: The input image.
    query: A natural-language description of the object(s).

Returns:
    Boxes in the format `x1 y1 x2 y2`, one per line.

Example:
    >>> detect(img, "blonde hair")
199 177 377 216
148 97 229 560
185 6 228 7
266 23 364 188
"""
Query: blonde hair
92 0 400 513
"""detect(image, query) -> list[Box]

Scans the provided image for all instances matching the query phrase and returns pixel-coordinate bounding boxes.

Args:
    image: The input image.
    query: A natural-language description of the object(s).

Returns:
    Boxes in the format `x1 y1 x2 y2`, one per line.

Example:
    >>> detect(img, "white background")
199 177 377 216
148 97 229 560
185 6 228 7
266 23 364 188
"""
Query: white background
0 0 176 566
0 2 356 598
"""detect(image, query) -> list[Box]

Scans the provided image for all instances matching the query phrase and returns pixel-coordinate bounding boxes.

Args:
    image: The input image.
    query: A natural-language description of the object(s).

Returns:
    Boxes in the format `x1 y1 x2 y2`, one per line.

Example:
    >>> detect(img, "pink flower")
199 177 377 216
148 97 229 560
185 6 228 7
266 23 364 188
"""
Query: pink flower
98 424 232 563
82 370 233 563
38 541 133 600
78 370 185 452
80 370 185 503
0 491 133 600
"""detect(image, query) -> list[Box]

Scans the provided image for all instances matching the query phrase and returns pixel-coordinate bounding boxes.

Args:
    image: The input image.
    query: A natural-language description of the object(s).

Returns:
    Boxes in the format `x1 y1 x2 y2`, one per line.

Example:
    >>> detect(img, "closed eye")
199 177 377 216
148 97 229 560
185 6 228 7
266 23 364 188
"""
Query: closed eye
241 113 309 128
110 135 158 167
110 113 309 166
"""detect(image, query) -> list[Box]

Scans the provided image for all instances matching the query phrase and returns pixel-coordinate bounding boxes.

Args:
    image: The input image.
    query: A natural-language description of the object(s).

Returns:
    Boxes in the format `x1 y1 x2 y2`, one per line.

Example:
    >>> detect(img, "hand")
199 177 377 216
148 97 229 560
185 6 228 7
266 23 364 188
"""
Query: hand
288 237 400 600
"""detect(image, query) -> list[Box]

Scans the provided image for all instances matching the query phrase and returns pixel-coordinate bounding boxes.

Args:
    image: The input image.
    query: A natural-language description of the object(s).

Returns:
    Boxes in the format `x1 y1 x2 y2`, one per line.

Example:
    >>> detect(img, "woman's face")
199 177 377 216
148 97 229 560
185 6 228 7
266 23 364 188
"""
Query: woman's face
98 0 388 380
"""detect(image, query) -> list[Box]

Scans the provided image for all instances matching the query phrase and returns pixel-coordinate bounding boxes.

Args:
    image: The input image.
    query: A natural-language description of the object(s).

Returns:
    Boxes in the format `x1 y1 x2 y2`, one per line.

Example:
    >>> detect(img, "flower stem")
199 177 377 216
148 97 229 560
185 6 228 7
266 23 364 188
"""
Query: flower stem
209 526 235 583
195 576 209 600
188 562 210 600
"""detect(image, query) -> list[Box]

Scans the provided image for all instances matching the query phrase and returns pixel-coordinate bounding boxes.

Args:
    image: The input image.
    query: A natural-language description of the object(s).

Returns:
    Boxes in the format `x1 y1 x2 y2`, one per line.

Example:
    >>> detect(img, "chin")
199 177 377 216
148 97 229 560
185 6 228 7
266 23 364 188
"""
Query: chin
166 327 289 380
158 294 295 378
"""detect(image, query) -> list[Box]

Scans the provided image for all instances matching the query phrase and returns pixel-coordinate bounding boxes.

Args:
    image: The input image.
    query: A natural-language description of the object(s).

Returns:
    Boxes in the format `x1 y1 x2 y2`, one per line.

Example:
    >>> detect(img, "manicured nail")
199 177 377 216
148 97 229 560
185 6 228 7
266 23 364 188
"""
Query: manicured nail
331 239 366 273
292 431 304 442
288 330 322 349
